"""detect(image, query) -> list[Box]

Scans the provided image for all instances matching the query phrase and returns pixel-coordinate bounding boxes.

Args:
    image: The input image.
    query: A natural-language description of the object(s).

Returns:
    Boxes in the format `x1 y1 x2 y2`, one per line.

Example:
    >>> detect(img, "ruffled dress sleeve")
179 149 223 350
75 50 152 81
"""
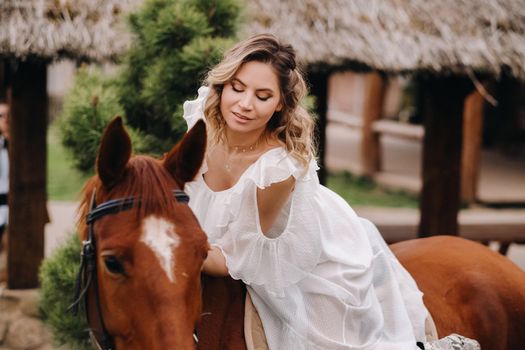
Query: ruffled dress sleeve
181 86 210 195
214 149 322 298
182 86 209 130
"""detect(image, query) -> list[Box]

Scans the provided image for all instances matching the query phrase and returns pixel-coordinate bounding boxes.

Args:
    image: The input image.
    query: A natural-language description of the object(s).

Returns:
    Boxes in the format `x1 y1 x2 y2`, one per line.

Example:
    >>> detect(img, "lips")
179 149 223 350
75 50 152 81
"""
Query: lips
232 112 252 121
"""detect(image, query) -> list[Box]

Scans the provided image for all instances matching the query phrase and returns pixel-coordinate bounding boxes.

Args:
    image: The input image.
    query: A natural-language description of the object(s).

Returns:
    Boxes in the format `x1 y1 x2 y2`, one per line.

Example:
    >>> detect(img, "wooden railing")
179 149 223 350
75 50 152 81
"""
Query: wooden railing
328 73 484 204
355 206 525 255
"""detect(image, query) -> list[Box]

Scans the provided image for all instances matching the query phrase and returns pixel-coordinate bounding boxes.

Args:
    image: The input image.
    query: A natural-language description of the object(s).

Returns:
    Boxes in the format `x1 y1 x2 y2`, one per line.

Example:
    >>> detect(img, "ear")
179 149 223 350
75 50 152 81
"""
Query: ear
96 116 132 189
164 120 207 187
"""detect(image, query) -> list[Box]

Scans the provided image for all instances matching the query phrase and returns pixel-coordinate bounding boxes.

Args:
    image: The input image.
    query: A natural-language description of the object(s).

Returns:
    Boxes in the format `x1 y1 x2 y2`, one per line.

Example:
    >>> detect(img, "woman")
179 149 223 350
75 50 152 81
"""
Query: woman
0 102 8 253
183 34 478 350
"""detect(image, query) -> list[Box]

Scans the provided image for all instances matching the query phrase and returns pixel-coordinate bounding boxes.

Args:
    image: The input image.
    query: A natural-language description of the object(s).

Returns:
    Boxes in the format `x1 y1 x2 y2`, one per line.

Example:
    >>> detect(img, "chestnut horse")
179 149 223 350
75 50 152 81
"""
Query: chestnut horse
73 117 209 349
74 117 525 350
391 236 525 350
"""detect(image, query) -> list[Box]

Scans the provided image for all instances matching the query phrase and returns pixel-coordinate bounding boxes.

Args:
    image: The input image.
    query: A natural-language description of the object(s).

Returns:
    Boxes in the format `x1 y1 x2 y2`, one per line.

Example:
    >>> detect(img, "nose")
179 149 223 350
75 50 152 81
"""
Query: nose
238 92 254 111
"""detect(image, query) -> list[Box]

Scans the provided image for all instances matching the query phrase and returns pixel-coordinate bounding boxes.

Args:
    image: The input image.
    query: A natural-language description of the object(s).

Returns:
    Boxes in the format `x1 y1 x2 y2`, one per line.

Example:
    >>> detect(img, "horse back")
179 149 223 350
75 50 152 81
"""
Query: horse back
391 236 525 350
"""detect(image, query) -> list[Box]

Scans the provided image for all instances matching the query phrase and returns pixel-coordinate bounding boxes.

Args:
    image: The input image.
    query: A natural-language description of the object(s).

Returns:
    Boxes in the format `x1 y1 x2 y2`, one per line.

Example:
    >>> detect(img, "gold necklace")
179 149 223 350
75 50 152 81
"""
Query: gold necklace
224 139 260 172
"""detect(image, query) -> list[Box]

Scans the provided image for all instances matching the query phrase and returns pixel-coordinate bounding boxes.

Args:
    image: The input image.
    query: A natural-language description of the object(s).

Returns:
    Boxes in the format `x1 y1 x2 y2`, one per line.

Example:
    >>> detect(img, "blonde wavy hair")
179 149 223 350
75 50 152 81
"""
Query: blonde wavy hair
203 33 317 168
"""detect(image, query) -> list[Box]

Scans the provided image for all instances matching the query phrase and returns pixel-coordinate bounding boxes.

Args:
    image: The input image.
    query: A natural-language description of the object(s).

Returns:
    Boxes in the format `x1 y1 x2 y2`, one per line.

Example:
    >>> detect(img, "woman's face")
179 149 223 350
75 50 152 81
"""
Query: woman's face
220 61 282 136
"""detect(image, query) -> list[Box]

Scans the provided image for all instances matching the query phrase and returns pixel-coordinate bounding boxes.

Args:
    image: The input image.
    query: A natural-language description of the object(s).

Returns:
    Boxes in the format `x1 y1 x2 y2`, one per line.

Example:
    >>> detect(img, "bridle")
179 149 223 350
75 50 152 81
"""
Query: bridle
68 188 197 350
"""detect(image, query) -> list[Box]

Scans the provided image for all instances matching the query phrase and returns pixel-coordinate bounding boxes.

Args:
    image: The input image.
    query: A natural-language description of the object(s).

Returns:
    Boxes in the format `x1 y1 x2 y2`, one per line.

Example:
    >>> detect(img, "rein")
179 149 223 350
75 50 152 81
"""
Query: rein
68 188 191 350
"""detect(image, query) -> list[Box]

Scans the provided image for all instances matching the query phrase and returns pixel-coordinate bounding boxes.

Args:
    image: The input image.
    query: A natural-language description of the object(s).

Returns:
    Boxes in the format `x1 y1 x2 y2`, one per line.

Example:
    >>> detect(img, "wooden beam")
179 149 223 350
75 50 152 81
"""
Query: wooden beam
360 72 386 177
372 120 424 141
461 90 484 203
356 206 525 249
308 70 329 185
7 61 48 289
418 76 472 237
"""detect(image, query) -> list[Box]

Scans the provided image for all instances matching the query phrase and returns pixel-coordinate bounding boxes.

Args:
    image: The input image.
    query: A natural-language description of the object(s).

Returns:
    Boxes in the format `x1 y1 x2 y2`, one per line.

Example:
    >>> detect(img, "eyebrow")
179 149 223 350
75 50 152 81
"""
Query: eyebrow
231 78 275 94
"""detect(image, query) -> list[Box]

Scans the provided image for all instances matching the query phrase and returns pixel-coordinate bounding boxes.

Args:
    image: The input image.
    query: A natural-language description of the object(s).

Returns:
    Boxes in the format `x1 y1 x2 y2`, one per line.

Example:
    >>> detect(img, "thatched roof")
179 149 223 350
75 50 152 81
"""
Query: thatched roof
0 0 140 62
243 0 525 80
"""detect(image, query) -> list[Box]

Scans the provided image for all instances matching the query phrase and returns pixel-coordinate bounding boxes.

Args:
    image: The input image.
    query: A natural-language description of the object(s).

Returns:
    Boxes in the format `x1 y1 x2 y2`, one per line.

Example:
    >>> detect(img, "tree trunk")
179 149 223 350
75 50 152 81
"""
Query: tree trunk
7 61 48 289
308 70 329 185
418 76 472 237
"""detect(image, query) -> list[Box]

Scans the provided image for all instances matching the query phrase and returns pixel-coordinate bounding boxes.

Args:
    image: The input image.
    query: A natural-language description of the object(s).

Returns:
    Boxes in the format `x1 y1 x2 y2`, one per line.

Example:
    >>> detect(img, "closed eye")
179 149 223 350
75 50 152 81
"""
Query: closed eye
231 83 243 93
230 81 272 101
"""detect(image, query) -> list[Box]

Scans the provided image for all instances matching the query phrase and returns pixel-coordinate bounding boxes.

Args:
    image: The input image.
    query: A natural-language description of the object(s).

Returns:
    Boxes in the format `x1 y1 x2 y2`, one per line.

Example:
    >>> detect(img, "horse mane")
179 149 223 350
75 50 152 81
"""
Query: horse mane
77 155 181 237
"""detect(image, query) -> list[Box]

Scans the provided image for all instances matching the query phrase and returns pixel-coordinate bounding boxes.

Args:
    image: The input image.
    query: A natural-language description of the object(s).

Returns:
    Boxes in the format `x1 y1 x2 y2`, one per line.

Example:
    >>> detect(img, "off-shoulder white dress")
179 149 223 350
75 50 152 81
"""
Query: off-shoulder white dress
184 87 429 350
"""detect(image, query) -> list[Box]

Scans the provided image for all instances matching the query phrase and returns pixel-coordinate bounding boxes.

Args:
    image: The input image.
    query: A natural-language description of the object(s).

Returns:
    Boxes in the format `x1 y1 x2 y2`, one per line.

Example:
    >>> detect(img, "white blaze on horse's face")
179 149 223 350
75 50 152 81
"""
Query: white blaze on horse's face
140 216 180 283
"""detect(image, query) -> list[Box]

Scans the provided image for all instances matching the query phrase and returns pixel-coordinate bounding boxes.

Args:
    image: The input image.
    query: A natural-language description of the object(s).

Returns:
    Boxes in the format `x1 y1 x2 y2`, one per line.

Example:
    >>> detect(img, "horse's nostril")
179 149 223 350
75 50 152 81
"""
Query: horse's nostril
104 255 126 275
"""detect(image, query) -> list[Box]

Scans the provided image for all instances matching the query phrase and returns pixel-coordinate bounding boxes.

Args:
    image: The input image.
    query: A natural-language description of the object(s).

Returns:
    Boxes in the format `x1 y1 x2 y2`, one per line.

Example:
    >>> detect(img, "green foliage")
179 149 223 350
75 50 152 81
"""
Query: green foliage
192 0 241 37
39 234 91 350
58 67 146 173
119 0 240 156
60 0 241 173
58 67 121 173
143 2 211 52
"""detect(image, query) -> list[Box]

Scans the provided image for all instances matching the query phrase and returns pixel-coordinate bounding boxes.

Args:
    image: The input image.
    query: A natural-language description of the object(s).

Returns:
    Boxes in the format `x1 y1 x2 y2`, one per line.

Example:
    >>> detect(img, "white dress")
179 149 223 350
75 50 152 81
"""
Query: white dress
183 87 429 350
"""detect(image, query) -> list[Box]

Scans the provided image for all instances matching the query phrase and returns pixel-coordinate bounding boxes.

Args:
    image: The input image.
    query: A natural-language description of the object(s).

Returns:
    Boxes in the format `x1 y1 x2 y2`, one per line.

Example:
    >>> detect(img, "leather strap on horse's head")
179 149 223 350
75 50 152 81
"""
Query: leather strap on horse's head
68 189 115 350
68 188 191 350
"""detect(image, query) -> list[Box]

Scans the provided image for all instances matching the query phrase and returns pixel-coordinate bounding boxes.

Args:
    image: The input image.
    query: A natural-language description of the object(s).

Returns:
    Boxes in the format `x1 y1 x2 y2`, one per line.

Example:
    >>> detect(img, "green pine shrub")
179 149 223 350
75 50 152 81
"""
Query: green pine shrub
39 233 91 349
58 66 146 173
119 0 239 155
60 0 242 172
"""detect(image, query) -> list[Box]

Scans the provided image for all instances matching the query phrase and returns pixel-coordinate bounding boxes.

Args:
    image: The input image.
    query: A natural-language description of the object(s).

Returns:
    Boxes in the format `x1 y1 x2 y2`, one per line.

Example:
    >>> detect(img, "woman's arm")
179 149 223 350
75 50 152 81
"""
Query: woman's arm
257 176 295 234
202 245 229 276
201 176 295 277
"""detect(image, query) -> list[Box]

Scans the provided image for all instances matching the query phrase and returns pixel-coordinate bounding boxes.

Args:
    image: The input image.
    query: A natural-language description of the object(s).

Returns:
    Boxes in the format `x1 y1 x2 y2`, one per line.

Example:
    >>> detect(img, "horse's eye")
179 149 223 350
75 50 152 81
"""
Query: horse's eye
104 256 125 275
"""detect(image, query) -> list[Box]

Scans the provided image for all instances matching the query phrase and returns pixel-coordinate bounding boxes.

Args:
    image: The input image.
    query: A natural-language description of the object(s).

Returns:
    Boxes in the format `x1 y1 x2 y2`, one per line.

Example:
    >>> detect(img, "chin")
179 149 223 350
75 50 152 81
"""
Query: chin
225 120 250 133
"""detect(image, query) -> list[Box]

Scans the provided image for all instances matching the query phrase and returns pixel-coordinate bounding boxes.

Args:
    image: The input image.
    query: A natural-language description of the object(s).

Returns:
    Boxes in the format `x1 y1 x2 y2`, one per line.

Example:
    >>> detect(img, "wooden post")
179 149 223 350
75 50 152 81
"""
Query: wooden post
308 70 329 185
7 61 48 289
496 76 521 154
461 90 484 203
418 76 472 237
0 60 5 100
361 72 386 177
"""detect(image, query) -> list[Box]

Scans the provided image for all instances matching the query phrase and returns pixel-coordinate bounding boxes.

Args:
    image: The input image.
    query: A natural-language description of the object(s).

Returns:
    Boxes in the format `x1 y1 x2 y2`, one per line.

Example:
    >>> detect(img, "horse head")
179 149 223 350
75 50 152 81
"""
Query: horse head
73 117 209 349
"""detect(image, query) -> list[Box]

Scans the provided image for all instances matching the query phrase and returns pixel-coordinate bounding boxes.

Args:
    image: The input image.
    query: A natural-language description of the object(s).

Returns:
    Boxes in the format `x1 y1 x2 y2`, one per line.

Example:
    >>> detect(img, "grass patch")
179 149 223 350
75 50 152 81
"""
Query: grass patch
47 123 92 201
326 171 418 208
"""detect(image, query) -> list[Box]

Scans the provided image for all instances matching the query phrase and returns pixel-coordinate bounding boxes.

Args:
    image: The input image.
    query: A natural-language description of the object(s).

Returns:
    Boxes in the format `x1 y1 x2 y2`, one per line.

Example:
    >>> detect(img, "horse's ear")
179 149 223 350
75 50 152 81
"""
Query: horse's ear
164 120 207 187
97 116 132 189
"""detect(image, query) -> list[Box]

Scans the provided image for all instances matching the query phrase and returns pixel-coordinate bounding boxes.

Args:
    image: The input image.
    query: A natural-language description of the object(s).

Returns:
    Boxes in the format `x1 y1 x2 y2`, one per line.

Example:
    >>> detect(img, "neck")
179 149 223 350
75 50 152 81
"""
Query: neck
224 129 265 152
